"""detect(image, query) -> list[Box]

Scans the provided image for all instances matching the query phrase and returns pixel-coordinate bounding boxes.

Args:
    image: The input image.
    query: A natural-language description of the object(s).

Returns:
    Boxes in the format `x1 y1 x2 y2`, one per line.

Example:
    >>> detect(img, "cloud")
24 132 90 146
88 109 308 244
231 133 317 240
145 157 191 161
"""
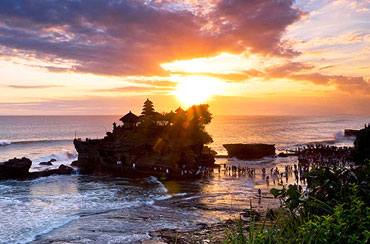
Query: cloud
288 72 370 94
127 79 179 87
93 86 174 93
0 95 180 115
171 69 263 82
318 65 337 70
262 62 370 94
265 62 314 78
300 32 365 49
0 0 303 76
7 85 63 89
332 0 370 13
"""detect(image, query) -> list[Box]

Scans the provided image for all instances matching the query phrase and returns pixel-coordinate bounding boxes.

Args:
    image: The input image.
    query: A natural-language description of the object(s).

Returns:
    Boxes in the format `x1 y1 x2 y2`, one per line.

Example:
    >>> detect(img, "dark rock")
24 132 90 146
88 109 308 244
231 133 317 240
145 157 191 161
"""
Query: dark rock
58 164 73 174
344 129 359 137
223 144 275 160
39 161 53 165
278 152 288 157
29 165 74 179
50 158 57 162
0 157 32 180
74 138 215 180
0 157 74 181
71 160 79 166
277 152 296 157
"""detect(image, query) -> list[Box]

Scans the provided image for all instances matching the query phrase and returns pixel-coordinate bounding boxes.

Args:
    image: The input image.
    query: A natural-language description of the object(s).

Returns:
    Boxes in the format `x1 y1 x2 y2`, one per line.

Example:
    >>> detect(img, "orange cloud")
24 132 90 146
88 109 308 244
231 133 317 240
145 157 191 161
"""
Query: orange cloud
0 0 303 76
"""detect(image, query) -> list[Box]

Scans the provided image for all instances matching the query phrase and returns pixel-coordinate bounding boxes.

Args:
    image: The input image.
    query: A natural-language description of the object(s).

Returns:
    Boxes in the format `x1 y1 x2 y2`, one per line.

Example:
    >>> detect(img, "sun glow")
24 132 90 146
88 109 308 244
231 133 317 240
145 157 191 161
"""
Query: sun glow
174 76 224 106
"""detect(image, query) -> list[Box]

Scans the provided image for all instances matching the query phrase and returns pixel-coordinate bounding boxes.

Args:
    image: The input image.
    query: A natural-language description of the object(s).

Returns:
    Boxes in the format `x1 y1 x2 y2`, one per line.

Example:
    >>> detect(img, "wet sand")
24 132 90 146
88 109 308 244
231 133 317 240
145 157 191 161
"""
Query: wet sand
25 156 299 244
141 156 301 243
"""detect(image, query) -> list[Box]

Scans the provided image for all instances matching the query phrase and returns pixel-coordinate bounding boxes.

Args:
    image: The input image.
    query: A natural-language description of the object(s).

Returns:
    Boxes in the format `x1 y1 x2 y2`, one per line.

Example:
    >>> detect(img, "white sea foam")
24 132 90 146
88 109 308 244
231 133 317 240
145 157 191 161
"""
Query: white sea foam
30 150 78 172
0 175 161 244
32 150 77 163
241 182 254 188
0 139 73 147
0 141 11 146
183 195 202 201
155 195 172 201
145 176 168 193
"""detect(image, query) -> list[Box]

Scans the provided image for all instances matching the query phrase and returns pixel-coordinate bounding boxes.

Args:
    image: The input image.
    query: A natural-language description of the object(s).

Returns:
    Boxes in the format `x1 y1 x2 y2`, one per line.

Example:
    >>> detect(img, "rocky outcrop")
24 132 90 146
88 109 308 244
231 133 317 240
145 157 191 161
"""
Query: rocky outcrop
39 158 56 165
344 129 359 137
29 165 74 179
58 164 74 174
73 102 216 180
73 132 215 180
277 152 297 157
39 161 53 165
0 158 74 180
0 157 32 180
223 144 276 160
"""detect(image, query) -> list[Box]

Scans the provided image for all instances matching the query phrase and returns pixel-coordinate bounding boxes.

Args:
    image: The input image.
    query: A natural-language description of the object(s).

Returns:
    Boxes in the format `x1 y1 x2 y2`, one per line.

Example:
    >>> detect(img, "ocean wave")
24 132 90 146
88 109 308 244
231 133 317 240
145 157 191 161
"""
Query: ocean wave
155 195 172 201
287 132 355 149
0 141 11 146
145 176 168 193
31 150 78 166
0 138 73 147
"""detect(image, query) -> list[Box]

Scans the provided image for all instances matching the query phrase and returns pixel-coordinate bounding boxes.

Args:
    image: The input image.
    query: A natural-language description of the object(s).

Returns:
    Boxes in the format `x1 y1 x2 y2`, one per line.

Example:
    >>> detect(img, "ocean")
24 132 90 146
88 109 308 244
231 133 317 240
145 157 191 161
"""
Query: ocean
0 115 368 243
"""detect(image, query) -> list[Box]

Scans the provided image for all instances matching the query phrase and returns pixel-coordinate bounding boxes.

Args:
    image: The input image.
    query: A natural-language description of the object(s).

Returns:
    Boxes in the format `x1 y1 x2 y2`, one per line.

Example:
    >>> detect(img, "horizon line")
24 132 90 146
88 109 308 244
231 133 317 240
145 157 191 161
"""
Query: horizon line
0 114 369 117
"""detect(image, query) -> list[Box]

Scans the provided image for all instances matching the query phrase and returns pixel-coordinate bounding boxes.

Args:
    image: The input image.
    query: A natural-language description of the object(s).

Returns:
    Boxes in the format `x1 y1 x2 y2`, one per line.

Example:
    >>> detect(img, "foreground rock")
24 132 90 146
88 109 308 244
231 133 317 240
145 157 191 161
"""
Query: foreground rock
223 144 276 160
29 164 74 179
39 161 53 165
0 157 74 180
277 152 297 157
0 157 32 180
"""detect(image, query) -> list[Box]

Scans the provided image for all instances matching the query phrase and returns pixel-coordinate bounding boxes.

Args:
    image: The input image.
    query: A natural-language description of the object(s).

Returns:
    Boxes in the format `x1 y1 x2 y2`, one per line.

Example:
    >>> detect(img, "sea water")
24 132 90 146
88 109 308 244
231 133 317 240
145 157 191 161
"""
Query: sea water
0 115 368 243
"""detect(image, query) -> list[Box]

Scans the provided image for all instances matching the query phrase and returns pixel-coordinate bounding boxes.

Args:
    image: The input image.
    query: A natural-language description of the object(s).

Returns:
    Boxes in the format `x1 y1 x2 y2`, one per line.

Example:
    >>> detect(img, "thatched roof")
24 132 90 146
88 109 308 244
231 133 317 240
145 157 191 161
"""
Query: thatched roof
120 111 138 123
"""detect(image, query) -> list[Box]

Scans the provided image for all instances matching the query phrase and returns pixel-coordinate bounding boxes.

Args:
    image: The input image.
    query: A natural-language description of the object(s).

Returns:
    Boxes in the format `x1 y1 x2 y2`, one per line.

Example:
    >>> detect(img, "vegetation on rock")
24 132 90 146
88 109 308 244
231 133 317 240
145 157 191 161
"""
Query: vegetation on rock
74 100 215 178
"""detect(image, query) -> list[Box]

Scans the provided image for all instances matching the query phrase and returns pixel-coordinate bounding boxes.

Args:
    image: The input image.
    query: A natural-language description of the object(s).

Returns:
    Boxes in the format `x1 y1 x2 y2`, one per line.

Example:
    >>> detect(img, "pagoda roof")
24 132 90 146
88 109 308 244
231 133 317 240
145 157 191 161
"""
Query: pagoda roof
119 111 138 123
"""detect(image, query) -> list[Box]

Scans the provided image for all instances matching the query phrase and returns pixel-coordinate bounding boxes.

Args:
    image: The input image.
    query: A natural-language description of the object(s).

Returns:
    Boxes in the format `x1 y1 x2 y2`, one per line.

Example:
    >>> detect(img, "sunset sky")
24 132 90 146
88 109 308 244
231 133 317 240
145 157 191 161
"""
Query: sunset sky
0 0 370 115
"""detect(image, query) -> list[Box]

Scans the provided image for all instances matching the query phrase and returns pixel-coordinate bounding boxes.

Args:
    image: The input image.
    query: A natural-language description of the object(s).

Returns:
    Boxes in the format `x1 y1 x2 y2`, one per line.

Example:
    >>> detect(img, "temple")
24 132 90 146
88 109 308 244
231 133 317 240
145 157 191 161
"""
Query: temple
73 99 216 180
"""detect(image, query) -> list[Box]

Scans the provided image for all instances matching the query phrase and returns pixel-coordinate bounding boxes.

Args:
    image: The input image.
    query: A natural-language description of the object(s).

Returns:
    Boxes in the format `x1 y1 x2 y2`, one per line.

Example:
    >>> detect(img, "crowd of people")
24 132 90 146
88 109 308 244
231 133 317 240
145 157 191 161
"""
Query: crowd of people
223 164 256 177
220 162 308 186
296 144 354 168
217 143 356 197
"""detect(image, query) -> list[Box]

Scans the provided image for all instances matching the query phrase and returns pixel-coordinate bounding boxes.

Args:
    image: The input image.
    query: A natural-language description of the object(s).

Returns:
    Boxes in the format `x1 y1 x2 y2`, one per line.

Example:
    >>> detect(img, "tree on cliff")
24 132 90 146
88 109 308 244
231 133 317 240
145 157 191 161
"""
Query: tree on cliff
163 104 213 155
354 123 370 164
142 98 154 116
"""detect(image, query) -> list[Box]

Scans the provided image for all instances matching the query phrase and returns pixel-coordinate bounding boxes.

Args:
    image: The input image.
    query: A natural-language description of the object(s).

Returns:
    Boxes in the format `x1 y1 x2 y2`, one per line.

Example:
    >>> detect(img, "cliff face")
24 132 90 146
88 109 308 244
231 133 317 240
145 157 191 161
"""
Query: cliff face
73 127 215 179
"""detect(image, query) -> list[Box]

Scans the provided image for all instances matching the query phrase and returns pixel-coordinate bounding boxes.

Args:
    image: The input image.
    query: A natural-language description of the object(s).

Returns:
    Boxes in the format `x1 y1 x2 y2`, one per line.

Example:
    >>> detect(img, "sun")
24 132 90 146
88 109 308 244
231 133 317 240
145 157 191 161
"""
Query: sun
173 76 224 106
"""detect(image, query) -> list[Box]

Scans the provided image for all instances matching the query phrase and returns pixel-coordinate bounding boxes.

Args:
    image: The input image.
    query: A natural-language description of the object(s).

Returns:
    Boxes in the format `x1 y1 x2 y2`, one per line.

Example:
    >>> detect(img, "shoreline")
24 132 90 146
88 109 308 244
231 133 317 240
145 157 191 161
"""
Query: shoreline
146 192 279 244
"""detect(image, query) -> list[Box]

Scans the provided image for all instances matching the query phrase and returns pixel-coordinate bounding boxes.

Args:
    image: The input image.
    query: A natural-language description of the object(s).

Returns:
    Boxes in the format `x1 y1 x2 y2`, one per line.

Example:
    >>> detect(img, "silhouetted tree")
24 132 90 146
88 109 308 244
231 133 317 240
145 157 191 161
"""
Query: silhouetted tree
162 104 213 155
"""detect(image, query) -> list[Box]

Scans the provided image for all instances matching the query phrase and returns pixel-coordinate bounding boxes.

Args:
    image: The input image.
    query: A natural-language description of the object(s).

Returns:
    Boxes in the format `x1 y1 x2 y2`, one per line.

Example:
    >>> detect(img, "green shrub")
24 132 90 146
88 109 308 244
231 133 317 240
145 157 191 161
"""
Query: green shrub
298 188 370 244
